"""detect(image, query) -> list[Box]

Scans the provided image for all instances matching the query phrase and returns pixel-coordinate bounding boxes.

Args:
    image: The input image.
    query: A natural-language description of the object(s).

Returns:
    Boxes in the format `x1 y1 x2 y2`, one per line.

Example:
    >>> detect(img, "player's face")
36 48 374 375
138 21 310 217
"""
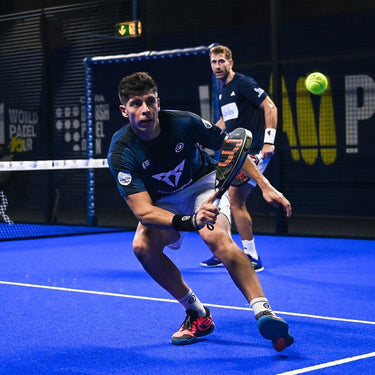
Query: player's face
120 91 161 140
210 53 233 82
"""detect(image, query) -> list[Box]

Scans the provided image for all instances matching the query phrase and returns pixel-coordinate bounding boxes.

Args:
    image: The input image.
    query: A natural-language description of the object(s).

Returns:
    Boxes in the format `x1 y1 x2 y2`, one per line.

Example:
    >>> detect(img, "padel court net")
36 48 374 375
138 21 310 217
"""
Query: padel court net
0 158 130 240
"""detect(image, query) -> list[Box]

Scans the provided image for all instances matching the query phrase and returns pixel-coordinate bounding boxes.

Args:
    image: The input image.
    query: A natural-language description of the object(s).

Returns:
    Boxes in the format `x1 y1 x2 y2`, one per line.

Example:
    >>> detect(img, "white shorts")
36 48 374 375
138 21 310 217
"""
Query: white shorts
156 170 231 249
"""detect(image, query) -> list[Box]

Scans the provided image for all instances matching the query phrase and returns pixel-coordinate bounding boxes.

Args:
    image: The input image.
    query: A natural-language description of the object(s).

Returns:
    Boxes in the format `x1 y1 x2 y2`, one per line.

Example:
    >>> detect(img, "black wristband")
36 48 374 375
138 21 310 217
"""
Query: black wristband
172 214 199 231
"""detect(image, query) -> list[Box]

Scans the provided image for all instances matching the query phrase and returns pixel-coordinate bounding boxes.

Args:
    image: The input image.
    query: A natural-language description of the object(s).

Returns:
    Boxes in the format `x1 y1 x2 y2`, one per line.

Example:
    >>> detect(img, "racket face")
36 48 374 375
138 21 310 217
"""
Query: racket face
231 153 260 186
215 128 252 198
231 169 250 186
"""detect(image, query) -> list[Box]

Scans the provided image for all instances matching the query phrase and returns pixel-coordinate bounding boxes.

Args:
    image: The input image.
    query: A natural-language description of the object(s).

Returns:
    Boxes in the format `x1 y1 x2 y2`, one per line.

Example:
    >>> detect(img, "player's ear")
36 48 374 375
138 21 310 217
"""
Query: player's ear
119 105 128 118
157 98 161 109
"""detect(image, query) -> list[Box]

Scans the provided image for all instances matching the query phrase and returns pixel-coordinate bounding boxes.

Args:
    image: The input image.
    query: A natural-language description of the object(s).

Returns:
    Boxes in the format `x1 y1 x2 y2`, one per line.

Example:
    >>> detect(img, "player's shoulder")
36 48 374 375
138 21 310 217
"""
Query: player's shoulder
235 72 258 87
160 109 200 120
108 124 138 170
235 73 267 100
110 123 134 146
159 109 207 127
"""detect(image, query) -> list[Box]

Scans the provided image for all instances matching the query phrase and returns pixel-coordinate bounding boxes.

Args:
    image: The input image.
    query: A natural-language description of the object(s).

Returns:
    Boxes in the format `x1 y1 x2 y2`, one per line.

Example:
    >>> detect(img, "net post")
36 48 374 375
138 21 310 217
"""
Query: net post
83 57 97 226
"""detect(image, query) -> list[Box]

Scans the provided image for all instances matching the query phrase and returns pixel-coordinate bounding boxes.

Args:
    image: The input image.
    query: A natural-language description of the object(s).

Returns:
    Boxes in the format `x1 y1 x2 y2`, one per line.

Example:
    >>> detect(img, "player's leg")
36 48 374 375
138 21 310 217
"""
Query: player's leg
199 214 293 351
132 220 215 345
200 181 262 270
229 154 272 271
229 183 264 272
200 213 264 300
132 223 187 297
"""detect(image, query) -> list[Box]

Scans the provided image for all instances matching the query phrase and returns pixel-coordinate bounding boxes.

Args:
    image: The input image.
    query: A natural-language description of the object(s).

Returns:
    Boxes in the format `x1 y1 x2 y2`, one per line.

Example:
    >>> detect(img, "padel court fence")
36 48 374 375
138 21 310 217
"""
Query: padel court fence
1 1 374 240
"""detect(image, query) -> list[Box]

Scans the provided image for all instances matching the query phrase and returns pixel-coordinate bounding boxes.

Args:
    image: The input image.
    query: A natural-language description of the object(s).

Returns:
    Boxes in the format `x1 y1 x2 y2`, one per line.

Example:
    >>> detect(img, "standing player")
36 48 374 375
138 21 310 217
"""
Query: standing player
201 45 278 271
107 72 294 351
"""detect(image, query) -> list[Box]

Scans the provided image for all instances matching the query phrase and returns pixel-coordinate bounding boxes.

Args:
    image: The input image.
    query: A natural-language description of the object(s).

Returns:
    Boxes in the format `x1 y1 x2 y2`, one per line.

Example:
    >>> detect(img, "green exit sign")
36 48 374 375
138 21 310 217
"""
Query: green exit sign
115 21 142 37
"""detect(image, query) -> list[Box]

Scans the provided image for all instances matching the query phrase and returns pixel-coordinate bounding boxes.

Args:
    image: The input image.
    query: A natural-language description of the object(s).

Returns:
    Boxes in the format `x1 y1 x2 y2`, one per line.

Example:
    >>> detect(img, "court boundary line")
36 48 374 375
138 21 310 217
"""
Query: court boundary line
1 280 374 326
276 351 375 375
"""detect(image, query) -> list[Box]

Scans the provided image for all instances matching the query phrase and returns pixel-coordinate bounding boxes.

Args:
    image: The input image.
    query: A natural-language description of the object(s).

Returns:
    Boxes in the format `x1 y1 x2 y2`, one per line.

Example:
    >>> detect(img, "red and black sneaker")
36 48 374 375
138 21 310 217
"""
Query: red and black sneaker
171 306 215 345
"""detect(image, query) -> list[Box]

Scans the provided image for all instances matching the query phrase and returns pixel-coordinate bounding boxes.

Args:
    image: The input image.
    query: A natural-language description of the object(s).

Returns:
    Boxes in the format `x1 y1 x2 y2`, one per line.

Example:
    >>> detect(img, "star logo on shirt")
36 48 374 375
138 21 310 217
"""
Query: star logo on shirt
152 159 185 187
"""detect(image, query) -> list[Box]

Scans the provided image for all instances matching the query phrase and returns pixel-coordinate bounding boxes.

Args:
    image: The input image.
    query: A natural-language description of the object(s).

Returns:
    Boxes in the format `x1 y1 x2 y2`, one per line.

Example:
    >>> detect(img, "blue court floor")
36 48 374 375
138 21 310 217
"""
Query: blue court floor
0 231 374 374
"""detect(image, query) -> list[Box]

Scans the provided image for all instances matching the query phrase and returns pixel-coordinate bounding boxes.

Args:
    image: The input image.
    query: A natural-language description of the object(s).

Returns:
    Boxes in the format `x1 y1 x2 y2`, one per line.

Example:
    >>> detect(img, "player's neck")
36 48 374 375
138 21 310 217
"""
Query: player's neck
222 71 235 85
133 119 161 141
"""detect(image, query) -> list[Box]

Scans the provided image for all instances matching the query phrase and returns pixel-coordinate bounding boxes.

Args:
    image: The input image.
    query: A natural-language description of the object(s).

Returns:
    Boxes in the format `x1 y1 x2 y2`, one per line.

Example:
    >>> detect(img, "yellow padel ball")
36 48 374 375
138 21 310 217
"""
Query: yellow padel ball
305 72 328 95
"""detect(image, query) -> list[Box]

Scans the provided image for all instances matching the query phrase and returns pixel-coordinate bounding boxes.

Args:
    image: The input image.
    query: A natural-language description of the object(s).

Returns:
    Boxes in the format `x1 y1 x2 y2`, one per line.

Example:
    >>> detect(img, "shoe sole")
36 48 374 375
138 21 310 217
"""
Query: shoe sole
254 266 264 272
171 324 215 345
257 316 294 352
200 261 224 267
200 262 264 271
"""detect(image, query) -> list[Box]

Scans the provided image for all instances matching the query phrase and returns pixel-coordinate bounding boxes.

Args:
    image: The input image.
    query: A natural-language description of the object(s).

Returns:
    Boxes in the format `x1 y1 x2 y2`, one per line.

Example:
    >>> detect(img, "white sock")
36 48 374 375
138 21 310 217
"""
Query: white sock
178 289 206 316
242 239 259 259
250 297 273 320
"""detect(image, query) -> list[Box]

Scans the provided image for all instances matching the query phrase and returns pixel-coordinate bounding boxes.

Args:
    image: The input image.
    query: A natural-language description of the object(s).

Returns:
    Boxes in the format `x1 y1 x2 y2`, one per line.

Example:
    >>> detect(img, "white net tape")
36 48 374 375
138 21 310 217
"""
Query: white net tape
0 158 108 171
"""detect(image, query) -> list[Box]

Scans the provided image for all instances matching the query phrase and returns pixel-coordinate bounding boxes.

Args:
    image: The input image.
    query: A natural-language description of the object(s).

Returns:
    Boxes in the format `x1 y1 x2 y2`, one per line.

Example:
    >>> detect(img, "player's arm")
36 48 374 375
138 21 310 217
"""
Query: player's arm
241 155 292 217
215 116 226 131
123 191 220 230
259 95 277 159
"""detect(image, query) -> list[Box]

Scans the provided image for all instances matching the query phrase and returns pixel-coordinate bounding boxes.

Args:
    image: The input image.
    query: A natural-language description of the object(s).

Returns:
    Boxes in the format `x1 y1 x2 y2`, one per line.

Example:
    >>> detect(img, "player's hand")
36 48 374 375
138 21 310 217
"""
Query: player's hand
195 192 221 228
261 143 275 159
262 185 292 217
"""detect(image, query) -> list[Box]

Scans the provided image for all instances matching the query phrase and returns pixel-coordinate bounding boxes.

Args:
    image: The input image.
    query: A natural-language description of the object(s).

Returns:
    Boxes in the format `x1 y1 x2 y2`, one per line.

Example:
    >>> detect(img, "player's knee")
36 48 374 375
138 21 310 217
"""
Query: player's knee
132 238 151 261
202 226 230 251
231 204 247 216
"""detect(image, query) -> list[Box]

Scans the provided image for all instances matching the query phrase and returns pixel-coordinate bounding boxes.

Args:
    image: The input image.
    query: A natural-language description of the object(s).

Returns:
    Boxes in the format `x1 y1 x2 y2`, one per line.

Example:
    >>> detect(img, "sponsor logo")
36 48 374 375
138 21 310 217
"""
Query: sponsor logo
152 159 185 187
142 159 150 169
188 294 197 304
270 75 337 165
175 142 184 152
254 87 264 97
202 119 212 129
221 102 239 122
117 171 132 186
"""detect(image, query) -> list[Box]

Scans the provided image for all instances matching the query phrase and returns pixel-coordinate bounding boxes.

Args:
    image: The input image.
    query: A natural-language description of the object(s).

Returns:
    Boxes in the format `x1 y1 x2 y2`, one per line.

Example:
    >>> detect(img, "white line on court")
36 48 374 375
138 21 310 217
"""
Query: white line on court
1 280 374 326
276 352 375 375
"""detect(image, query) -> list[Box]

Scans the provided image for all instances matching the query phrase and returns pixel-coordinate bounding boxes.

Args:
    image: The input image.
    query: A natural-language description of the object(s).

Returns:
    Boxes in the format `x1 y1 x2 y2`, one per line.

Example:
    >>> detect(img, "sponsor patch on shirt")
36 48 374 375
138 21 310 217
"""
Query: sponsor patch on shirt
202 119 212 129
175 142 184 152
221 102 239 122
118 171 132 186
254 87 264 98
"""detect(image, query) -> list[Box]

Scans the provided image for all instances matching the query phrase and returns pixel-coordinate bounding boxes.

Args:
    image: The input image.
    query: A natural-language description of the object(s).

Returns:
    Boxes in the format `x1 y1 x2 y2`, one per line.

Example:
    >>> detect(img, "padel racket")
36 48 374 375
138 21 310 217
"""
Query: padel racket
231 152 261 186
207 127 252 230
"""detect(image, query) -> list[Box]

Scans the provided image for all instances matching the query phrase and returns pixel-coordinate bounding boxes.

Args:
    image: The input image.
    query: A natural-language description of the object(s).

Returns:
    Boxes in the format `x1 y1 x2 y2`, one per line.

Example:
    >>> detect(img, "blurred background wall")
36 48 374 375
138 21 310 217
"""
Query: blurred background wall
0 0 374 238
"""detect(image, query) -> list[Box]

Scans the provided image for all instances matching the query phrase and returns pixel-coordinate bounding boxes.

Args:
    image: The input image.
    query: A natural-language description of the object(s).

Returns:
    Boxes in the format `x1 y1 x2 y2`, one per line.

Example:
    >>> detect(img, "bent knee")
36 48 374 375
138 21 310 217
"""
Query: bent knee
132 237 151 261
201 226 231 250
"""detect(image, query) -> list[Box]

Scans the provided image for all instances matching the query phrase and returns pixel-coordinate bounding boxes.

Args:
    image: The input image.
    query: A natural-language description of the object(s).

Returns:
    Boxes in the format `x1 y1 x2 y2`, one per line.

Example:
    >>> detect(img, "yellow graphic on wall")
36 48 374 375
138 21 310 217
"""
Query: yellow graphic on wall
9 136 25 152
270 75 337 165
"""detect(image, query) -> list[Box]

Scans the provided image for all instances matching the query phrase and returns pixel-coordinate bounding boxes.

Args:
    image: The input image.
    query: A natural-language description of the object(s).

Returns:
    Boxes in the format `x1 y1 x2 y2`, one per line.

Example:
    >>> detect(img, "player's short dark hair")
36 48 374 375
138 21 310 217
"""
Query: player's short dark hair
209 45 232 60
118 72 158 104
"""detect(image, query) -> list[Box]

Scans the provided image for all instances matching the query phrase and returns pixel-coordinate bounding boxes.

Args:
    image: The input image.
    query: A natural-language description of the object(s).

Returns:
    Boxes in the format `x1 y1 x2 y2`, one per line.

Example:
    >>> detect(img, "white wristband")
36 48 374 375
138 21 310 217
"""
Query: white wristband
263 128 276 144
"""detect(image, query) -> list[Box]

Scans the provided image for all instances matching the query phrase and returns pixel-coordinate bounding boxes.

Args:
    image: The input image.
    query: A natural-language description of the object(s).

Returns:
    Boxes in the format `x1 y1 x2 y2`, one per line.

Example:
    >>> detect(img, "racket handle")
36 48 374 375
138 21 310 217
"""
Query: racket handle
213 198 220 206
206 197 220 231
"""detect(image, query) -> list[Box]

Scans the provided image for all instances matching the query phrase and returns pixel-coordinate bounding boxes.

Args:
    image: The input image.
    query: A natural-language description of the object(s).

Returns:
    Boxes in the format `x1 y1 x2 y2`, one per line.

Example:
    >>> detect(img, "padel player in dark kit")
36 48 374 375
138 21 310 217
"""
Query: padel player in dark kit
107 72 294 351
